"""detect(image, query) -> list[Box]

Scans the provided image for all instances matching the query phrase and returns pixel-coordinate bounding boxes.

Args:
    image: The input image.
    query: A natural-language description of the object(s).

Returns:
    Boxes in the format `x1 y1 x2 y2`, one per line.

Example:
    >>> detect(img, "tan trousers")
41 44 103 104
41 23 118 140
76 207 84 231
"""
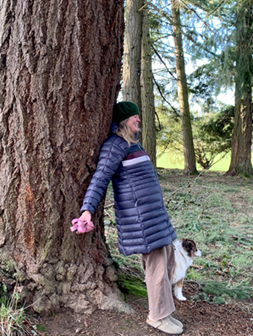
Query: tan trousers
142 245 175 321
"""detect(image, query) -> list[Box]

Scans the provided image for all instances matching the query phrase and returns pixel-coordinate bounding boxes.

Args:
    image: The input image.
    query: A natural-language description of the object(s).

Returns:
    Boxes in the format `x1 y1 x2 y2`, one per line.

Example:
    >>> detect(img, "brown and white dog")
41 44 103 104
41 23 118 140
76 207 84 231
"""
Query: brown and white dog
172 238 201 301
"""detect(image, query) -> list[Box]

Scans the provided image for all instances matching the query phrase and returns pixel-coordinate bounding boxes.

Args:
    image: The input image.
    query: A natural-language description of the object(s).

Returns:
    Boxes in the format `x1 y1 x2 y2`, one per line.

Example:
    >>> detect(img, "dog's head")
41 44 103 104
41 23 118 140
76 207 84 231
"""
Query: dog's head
182 238 201 258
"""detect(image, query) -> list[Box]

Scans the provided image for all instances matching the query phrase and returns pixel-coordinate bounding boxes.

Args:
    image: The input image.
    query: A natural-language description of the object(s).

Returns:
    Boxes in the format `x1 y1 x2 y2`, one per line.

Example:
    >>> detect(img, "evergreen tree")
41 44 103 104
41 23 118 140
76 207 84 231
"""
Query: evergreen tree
171 0 198 174
141 4 157 166
226 0 253 176
0 0 125 314
122 0 143 145
151 0 252 175
184 0 253 175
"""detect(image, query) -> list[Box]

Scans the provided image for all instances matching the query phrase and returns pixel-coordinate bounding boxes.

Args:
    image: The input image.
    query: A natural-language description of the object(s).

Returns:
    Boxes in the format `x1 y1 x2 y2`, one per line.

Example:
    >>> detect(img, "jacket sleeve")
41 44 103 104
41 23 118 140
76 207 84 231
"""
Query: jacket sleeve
80 136 126 215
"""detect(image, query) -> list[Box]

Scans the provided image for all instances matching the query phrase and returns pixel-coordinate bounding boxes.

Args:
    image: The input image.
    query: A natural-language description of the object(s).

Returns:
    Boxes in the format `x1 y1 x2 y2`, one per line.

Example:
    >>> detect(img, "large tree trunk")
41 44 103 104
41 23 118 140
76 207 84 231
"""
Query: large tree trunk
171 0 198 175
227 93 253 176
226 1 253 176
0 0 128 316
141 4 156 167
122 0 143 143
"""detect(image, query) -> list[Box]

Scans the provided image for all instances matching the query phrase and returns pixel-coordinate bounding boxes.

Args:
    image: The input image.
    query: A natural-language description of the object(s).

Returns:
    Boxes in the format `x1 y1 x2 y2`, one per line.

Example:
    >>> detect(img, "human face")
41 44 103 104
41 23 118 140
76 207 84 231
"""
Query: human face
126 114 141 134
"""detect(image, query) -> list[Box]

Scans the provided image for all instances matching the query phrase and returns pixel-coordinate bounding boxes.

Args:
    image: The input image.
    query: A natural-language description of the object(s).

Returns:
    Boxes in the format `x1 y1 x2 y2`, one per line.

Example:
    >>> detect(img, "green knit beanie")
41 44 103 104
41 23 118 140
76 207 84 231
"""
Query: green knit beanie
112 101 139 125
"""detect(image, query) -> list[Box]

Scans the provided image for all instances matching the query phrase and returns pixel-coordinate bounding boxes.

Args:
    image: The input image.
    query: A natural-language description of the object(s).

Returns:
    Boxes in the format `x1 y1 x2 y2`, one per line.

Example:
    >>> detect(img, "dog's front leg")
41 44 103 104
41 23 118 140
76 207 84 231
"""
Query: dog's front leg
174 279 187 301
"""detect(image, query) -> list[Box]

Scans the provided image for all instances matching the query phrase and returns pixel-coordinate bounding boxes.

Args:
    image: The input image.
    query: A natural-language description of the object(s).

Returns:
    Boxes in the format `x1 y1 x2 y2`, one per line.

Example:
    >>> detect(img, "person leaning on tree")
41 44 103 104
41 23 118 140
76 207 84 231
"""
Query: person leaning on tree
77 101 184 335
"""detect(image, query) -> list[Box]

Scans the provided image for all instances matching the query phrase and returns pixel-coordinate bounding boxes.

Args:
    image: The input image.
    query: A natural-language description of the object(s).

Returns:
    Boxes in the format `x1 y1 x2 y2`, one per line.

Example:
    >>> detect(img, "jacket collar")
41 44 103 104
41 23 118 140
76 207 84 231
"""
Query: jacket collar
110 122 118 134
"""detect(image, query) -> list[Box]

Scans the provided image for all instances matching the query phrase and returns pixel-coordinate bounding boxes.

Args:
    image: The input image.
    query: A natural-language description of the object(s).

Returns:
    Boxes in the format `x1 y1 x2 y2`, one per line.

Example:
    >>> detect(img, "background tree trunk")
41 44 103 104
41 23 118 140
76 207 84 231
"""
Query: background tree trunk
171 0 198 175
122 0 143 143
0 0 127 315
226 1 253 176
228 93 253 176
141 4 156 166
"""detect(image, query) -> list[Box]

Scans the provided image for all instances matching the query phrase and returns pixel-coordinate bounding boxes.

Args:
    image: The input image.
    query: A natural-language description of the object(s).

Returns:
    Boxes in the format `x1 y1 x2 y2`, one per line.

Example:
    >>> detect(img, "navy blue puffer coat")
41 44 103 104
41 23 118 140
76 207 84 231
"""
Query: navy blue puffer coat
81 124 177 256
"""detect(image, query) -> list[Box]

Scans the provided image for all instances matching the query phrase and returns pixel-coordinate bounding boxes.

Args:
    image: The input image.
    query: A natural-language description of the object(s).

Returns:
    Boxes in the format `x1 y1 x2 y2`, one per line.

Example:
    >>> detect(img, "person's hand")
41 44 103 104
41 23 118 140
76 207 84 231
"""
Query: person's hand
70 211 93 234
79 210 92 227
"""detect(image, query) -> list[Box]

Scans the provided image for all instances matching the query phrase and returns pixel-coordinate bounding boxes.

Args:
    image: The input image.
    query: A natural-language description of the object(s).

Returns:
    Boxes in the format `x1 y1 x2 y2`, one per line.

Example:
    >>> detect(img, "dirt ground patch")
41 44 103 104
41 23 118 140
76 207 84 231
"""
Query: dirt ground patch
39 282 253 336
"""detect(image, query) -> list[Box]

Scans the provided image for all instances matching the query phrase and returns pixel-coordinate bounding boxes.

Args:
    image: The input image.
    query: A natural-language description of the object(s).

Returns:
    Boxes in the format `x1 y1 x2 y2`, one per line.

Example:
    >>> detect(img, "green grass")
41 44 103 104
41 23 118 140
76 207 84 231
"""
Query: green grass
157 151 253 172
0 289 27 336
104 169 253 304
0 285 41 336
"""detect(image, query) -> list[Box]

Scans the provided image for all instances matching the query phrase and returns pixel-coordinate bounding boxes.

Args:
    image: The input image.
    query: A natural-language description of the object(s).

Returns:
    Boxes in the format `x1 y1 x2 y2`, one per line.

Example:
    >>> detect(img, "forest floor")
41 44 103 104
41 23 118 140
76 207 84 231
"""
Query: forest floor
38 169 253 335
39 281 253 336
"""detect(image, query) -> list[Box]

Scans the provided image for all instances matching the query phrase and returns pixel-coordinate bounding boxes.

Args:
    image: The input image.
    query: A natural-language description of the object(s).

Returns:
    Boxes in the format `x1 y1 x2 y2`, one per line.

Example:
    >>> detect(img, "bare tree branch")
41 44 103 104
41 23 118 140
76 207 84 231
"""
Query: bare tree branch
155 110 162 131
147 1 217 57
207 0 226 16
152 46 177 80
153 77 180 118
180 0 215 33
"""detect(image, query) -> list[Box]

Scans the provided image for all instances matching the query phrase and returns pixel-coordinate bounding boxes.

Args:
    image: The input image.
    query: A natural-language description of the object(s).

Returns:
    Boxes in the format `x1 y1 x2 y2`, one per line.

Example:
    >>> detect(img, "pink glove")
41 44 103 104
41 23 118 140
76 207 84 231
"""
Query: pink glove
70 218 94 234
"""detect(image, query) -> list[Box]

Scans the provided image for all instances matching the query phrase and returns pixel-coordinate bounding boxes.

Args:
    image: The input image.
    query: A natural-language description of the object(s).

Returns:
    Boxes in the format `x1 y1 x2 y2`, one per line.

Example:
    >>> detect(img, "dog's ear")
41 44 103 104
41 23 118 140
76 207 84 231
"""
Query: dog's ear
182 239 196 256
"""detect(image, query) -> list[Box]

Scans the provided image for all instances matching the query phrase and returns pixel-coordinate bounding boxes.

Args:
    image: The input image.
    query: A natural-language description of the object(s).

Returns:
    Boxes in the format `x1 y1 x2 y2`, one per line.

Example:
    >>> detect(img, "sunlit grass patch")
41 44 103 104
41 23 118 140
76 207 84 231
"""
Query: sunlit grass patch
232 251 253 272
247 195 253 205
207 193 232 210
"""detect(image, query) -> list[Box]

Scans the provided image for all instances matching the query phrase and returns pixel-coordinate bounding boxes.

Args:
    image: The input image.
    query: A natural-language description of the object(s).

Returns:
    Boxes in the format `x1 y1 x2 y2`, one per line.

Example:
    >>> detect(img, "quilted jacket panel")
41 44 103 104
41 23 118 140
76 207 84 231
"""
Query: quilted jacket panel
81 125 177 256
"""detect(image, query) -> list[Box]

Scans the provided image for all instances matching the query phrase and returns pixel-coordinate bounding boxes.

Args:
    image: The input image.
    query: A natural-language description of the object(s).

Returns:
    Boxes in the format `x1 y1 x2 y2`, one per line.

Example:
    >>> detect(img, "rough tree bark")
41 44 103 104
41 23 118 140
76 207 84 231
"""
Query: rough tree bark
0 0 129 315
171 0 198 175
122 0 143 143
227 92 253 176
226 1 253 176
141 4 156 166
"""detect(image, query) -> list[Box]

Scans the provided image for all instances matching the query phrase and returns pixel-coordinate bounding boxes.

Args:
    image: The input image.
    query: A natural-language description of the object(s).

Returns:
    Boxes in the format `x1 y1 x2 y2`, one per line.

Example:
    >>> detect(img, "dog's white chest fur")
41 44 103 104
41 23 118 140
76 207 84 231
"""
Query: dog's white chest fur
172 240 193 284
